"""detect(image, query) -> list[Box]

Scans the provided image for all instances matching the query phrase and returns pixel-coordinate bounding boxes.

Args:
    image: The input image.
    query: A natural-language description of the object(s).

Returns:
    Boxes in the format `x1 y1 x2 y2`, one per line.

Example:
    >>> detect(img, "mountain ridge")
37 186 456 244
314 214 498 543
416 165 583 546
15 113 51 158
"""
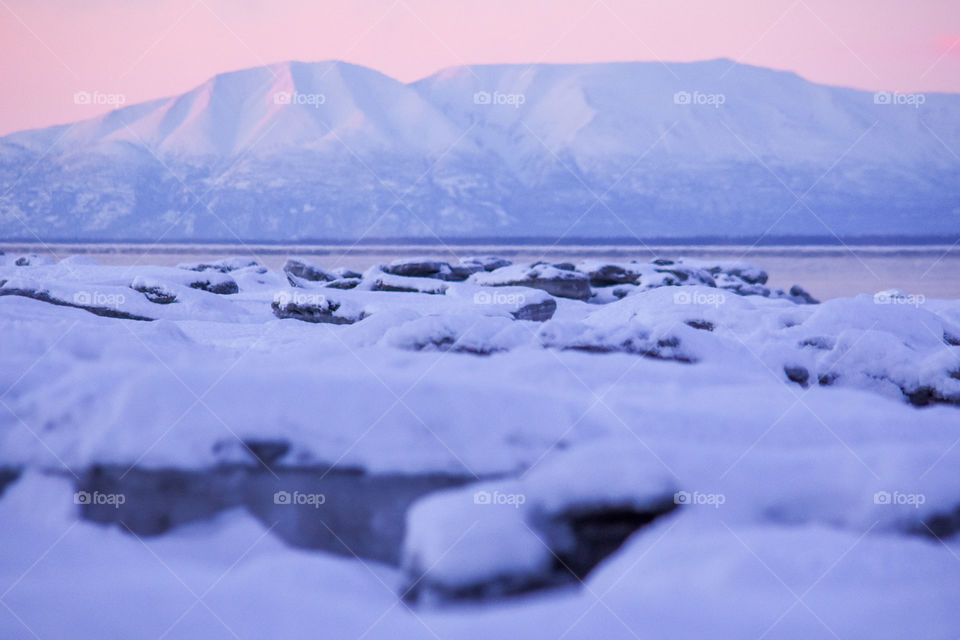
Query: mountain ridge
1 59 958 241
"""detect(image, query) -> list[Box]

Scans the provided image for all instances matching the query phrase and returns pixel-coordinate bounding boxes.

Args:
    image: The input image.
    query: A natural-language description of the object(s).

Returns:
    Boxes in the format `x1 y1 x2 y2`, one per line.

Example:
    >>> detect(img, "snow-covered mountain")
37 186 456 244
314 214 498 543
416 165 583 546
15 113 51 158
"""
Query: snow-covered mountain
2 59 959 241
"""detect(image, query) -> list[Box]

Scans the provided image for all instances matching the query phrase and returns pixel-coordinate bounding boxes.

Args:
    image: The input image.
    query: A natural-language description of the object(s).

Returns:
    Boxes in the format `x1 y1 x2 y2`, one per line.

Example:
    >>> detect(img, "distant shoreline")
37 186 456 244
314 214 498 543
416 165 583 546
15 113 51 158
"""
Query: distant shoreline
3 240 959 299
1 235 958 247
2 237 959 259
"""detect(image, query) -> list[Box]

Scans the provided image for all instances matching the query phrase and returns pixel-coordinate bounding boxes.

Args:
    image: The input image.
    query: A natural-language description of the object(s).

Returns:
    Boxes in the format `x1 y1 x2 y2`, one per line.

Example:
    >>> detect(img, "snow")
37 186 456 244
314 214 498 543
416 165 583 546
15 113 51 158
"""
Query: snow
2 472 958 638
1 255 959 637
403 480 551 597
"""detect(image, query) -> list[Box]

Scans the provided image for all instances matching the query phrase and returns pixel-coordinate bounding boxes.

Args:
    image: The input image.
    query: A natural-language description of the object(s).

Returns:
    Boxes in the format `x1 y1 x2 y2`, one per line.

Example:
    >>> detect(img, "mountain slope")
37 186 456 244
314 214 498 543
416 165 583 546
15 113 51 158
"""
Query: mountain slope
1 59 958 241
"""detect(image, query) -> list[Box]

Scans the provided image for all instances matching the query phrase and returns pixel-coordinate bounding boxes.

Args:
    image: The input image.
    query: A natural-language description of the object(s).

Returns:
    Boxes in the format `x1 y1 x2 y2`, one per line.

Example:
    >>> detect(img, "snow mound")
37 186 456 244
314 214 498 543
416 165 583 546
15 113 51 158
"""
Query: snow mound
402 444 678 602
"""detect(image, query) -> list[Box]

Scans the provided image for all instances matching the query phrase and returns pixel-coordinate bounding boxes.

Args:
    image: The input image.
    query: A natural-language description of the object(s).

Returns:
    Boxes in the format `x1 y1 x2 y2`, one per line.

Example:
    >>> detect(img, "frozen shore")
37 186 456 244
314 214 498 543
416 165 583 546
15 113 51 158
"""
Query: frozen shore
1 251 958 639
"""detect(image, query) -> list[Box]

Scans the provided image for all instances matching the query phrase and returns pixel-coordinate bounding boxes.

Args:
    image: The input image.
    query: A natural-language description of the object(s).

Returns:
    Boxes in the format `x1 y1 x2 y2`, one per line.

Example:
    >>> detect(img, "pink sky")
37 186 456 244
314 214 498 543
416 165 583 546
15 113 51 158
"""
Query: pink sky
1 0 959 136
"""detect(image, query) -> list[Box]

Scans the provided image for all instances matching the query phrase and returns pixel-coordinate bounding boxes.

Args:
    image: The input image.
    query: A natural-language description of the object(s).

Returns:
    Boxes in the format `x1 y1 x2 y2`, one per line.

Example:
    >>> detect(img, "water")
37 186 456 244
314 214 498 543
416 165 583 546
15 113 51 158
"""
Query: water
3 243 959 300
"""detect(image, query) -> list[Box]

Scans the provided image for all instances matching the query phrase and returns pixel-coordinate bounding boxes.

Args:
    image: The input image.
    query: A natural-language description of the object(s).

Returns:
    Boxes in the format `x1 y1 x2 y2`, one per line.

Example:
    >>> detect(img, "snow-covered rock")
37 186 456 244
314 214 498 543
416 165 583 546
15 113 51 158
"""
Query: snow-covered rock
460 256 512 272
283 257 336 282
472 263 593 300
179 257 266 274
402 444 679 602
383 257 474 281
271 290 366 324
362 267 450 295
